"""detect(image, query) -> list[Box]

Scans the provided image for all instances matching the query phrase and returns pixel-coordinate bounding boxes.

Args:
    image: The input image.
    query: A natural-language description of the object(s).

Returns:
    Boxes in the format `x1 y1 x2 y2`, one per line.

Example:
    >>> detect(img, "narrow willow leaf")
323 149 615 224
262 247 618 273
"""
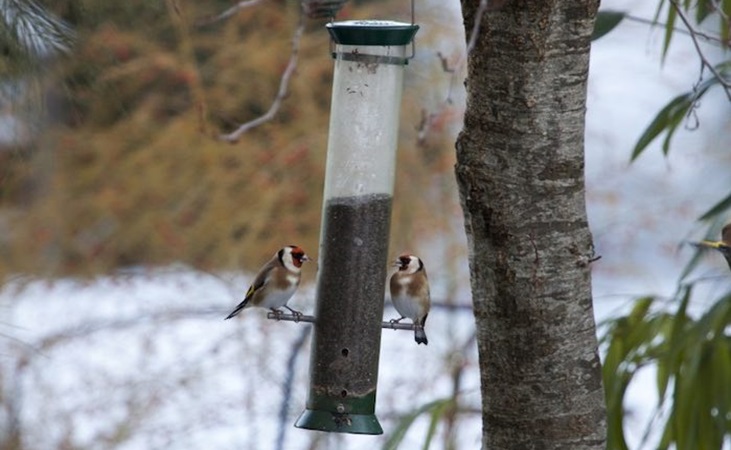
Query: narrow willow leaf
658 410 675 450
656 350 671 400
603 341 629 450
670 286 692 345
717 338 731 428
696 347 716 450
631 93 691 160
711 340 731 437
653 0 668 24
422 400 452 450
661 4 678 62
383 399 452 450
695 0 712 23
631 74 719 161
678 333 706 450
629 296 654 323
661 110 685 156
592 11 625 41
723 0 731 45
678 247 708 281
698 192 731 221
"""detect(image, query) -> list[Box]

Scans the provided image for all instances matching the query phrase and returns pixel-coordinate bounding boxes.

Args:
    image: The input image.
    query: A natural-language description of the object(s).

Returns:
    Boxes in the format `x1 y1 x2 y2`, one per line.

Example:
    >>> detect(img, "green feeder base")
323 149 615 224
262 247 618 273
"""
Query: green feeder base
295 408 383 435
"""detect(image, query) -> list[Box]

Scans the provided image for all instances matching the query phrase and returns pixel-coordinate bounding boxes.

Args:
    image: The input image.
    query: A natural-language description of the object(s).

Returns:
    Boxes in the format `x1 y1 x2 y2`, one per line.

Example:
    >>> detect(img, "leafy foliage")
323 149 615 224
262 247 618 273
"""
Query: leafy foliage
601 287 731 450
630 73 723 161
592 10 625 41
383 398 457 450
593 1 731 168
598 3 731 447
631 1 731 163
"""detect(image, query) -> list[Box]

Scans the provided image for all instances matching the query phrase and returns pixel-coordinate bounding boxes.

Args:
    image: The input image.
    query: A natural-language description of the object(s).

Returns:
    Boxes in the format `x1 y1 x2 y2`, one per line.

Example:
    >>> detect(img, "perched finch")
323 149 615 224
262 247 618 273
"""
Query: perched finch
389 254 431 345
693 223 731 270
225 245 310 319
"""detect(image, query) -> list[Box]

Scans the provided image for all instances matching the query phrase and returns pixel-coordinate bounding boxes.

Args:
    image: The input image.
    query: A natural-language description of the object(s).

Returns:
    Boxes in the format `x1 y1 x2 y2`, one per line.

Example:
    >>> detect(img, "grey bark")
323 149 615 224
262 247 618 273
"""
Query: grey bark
455 1 606 449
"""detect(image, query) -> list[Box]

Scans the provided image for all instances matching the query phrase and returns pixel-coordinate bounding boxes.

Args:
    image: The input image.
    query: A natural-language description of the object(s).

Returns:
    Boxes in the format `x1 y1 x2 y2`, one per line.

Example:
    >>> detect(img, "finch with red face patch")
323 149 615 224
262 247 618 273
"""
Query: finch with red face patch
389 254 431 345
225 245 310 319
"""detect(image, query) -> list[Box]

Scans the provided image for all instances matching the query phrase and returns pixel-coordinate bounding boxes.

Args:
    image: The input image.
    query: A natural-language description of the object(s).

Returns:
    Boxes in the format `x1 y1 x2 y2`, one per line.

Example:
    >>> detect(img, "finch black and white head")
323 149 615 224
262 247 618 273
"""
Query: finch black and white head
225 245 310 320
389 254 431 345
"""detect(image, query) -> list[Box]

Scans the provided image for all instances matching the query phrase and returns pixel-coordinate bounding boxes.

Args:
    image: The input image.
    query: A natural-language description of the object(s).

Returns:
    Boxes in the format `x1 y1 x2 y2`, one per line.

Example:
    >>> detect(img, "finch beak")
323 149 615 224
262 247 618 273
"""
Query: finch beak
302 254 311 262
693 240 726 250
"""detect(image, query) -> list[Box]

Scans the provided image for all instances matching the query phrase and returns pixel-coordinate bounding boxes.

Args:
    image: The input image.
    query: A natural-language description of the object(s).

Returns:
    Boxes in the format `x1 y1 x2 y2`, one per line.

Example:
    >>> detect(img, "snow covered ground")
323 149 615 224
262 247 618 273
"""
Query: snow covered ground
2 0 731 449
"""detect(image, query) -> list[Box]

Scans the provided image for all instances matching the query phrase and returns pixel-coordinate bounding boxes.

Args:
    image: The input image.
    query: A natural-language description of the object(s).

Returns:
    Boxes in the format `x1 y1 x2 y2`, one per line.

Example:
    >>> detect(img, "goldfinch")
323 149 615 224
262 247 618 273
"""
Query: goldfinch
693 223 731 270
389 254 431 345
225 245 310 319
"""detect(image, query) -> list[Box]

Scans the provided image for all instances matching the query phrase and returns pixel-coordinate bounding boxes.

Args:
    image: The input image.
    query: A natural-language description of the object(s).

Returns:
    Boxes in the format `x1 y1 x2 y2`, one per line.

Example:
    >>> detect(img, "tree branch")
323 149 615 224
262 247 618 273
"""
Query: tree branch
219 9 305 143
623 13 725 46
275 325 311 450
416 0 489 145
465 0 489 58
669 0 731 100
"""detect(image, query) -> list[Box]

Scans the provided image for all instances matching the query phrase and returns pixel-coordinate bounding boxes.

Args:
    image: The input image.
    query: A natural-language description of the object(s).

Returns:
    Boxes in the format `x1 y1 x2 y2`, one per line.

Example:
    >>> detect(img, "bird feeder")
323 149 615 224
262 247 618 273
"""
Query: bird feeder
293 20 418 435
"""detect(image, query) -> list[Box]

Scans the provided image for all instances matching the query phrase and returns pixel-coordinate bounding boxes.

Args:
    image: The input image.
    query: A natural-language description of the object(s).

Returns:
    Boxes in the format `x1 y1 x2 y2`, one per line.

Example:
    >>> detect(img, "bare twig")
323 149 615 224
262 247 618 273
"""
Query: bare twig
219 8 305 142
669 0 731 100
710 0 729 22
196 0 266 27
275 325 311 450
622 13 725 46
417 0 489 144
25 307 226 352
465 0 489 58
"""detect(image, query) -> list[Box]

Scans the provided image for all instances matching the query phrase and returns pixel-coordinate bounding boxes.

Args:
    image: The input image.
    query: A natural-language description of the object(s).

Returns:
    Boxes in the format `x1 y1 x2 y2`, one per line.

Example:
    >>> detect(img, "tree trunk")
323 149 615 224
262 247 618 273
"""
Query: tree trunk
455 1 606 449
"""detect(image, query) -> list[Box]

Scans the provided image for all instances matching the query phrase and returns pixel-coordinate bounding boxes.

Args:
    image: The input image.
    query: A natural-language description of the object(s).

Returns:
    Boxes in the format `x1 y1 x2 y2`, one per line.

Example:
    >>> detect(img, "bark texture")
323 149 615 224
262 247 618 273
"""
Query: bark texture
455 1 606 449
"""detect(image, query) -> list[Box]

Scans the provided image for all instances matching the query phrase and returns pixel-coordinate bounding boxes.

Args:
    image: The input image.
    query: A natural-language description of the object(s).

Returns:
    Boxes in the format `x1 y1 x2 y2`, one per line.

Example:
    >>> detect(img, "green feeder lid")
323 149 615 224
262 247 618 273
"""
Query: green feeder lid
327 20 419 46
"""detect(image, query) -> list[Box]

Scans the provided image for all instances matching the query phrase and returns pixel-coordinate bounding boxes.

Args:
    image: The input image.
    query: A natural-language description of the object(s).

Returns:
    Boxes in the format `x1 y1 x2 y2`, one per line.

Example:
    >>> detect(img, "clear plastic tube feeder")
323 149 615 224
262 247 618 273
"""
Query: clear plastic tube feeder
295 20 418 435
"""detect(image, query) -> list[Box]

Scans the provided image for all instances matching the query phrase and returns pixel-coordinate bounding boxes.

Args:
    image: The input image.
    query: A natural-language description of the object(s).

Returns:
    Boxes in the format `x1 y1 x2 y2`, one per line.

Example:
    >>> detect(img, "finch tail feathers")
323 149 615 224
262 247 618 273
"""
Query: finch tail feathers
224 298 250 320
414 324 428 345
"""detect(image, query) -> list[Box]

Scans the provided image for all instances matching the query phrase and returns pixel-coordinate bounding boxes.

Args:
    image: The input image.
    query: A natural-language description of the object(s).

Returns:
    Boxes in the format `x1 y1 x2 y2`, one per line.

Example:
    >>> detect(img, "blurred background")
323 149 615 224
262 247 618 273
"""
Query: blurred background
0 0 730 449
0 0 463 277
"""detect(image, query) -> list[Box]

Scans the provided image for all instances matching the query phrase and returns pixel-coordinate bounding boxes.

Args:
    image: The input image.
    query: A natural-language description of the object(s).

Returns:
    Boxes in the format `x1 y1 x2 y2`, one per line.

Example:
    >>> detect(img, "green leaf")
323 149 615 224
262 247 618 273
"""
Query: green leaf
657 410 675 450
383 399 453 450
628 296 654 323
631 92 691 161
652 0 667 25
723 0 731 45
698 192 731 221
655 315 674 401
631 76 719 161
695 0 712 23
422 400 453 450
592 11 625 41
661 2 678 62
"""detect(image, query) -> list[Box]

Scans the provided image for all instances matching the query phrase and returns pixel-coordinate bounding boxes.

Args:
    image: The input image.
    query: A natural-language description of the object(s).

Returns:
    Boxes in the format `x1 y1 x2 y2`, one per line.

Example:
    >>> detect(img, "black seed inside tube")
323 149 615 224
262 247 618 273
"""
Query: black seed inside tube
309 193 392 404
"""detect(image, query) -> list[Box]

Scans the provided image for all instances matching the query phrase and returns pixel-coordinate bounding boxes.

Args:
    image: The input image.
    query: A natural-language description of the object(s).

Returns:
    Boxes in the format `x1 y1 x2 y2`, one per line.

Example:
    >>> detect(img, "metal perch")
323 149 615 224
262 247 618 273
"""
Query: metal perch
266 312 419 330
